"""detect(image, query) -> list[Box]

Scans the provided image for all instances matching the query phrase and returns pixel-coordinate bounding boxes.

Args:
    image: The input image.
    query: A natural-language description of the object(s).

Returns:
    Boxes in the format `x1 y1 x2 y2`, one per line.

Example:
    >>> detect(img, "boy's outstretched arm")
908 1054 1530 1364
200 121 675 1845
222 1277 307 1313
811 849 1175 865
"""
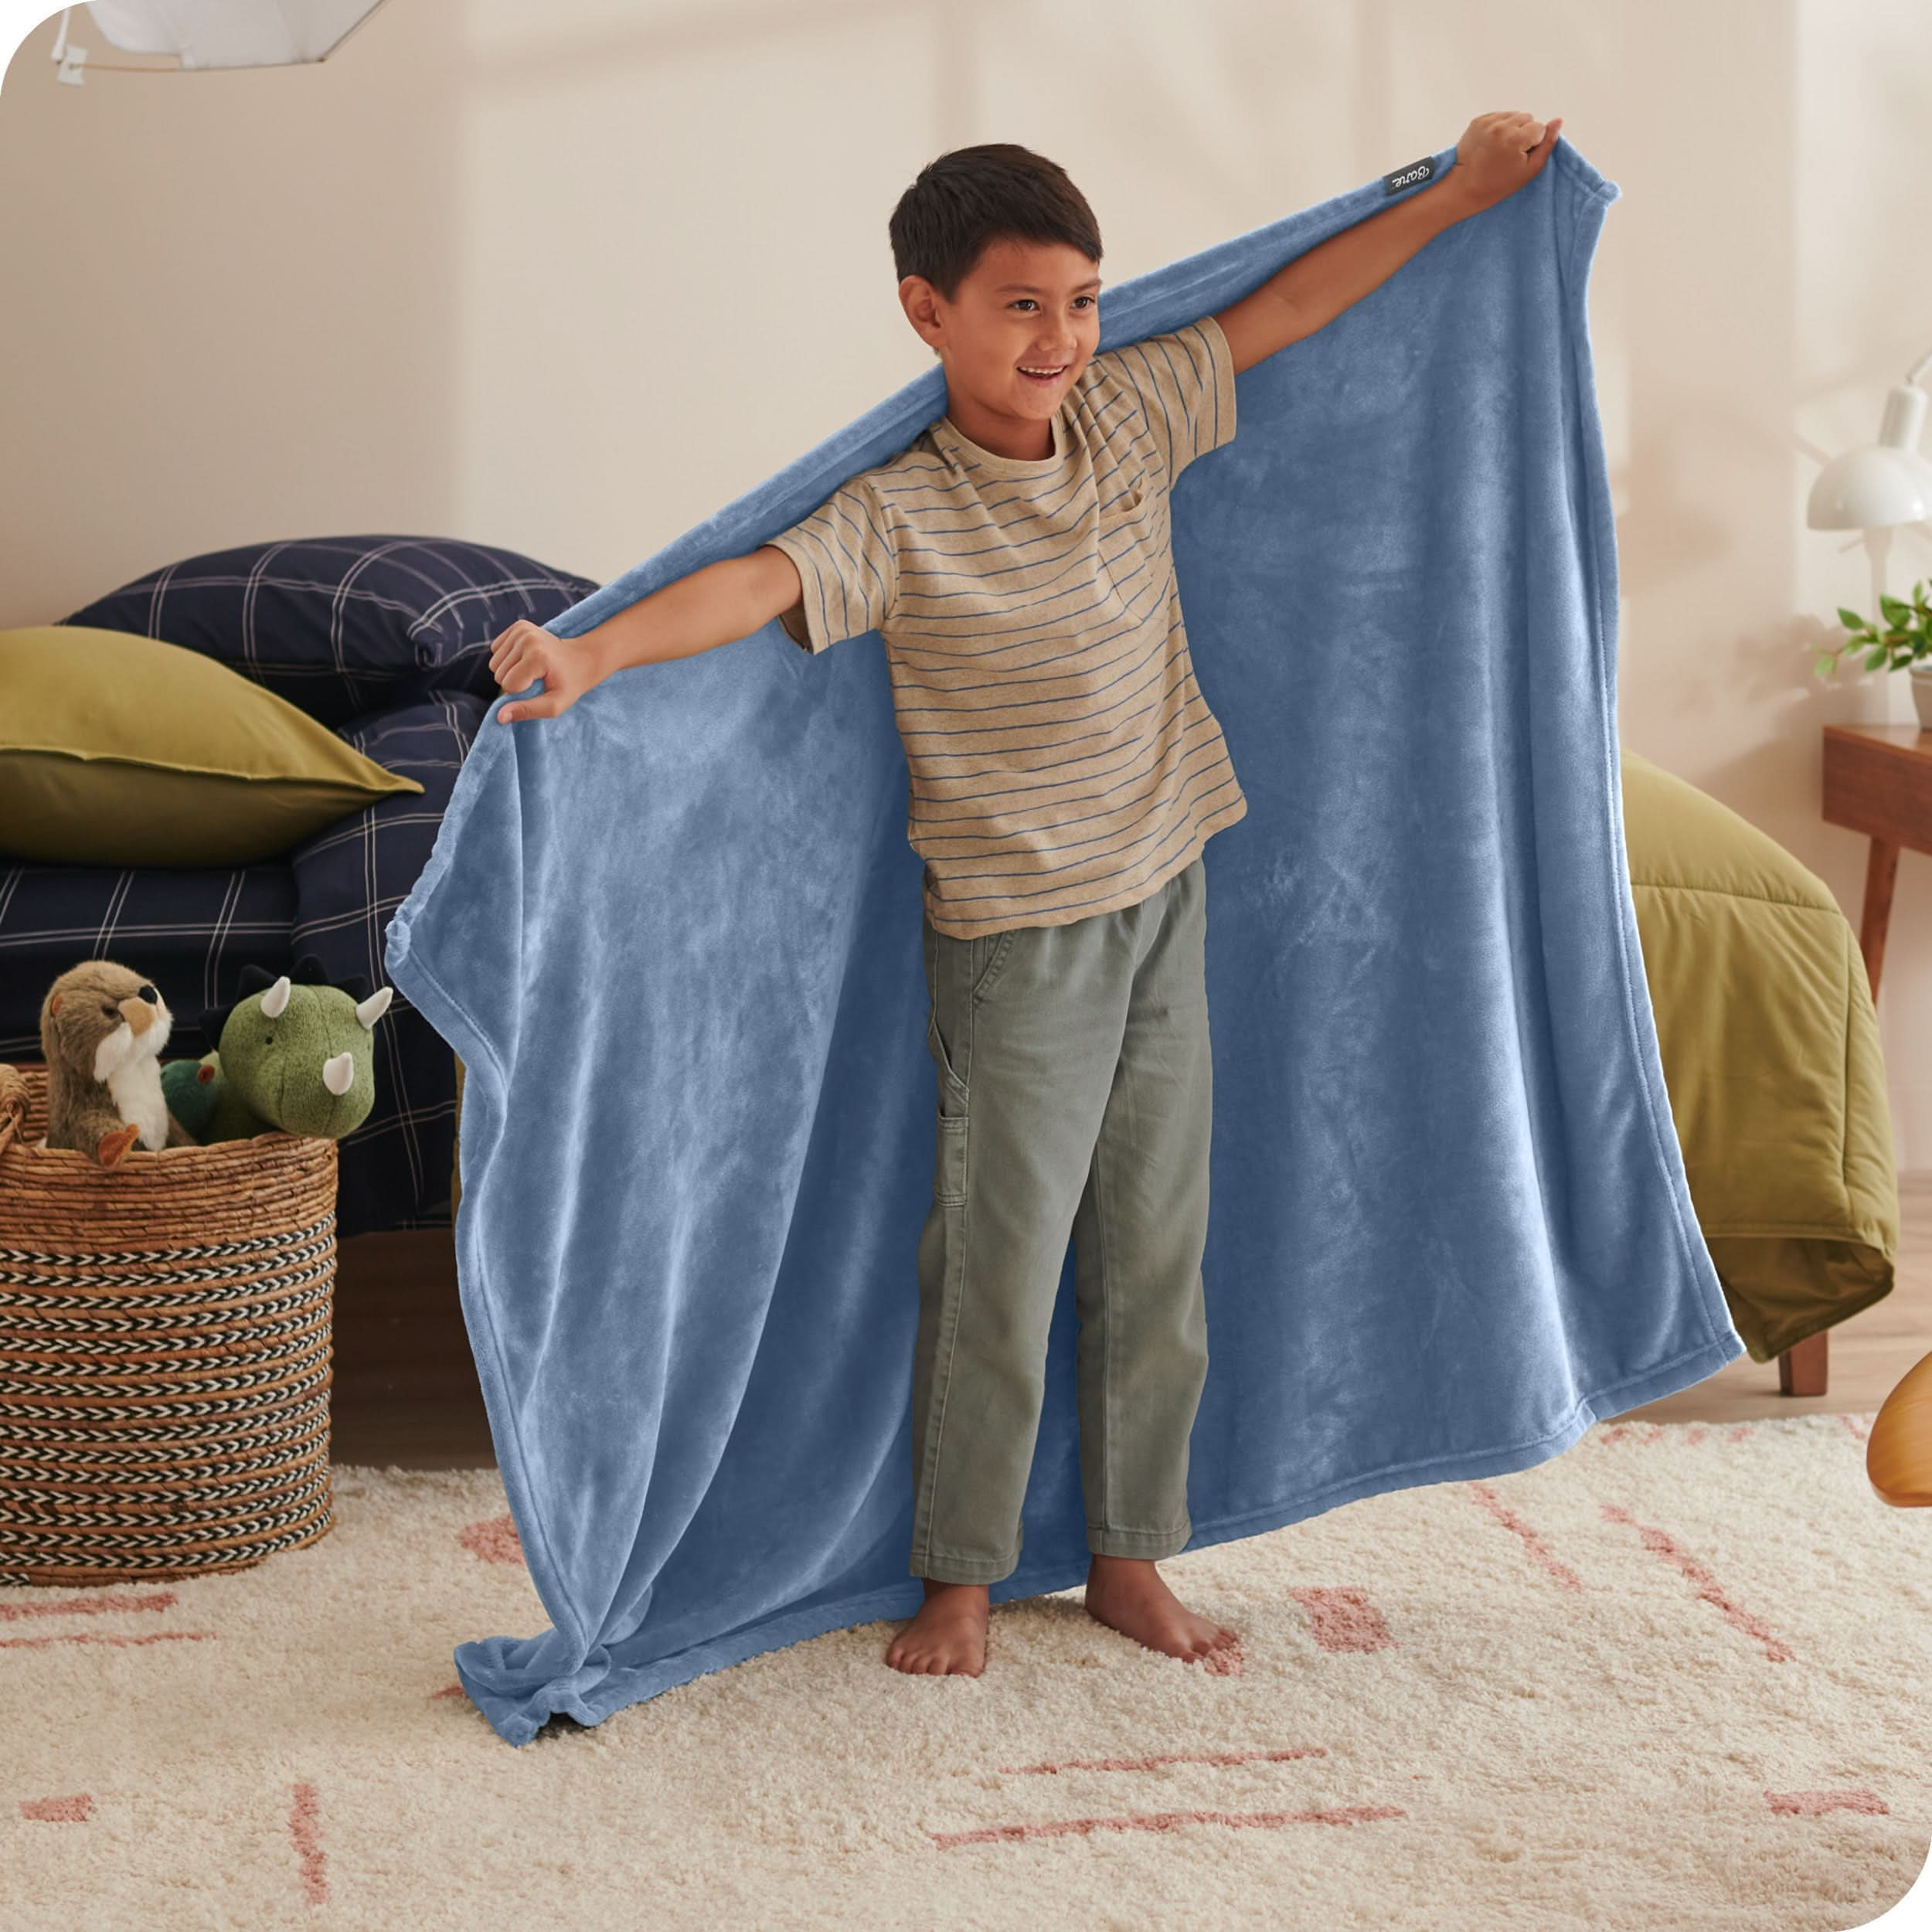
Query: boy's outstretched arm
1212 110 1563 377
489 546 802 723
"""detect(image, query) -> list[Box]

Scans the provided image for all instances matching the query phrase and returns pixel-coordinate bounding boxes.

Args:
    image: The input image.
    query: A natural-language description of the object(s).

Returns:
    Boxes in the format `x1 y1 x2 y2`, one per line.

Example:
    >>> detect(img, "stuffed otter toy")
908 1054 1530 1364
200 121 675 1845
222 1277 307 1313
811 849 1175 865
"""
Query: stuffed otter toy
39 958 199 1168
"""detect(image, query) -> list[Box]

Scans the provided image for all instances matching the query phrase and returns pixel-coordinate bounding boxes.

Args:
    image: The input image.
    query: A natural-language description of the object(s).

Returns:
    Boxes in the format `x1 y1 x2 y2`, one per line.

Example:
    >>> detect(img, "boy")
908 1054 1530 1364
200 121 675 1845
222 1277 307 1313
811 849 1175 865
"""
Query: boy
486 110 1560 1679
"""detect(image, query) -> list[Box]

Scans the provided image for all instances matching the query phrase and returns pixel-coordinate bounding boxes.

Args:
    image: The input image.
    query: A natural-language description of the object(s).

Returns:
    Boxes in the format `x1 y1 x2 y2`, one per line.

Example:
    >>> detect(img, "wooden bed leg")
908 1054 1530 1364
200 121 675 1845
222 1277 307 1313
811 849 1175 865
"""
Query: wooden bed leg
1779 1330 1828 1397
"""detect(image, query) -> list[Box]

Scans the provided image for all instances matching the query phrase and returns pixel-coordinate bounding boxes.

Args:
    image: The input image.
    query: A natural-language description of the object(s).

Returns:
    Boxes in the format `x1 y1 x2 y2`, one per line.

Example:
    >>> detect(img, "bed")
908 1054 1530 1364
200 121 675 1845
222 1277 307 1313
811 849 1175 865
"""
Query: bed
0 536 598 1240
5 535 1896 1366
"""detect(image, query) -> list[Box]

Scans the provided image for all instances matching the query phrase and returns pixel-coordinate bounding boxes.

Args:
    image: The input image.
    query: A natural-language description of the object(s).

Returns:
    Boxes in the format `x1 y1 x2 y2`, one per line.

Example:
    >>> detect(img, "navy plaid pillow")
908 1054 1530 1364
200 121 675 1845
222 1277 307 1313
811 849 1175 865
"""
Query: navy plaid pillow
60 534 601 728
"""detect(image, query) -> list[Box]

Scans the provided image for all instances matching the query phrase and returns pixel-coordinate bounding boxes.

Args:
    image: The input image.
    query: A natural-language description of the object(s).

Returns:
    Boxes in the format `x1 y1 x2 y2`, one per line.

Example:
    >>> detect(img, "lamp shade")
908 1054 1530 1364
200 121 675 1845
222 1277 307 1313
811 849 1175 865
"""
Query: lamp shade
84 0 389 70
1808 446 1932 530
1808 378 1932 530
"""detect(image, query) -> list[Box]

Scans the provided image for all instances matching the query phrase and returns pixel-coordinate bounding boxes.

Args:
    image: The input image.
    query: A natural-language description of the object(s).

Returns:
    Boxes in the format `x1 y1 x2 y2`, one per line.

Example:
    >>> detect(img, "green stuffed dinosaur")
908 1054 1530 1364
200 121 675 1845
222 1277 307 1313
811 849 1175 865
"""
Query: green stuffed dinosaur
162 955 394 1143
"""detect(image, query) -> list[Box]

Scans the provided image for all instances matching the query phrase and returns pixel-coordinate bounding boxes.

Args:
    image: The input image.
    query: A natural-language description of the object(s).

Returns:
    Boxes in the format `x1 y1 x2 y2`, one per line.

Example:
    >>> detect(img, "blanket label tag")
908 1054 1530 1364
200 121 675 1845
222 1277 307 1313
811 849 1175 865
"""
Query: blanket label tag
1383 155 1436 195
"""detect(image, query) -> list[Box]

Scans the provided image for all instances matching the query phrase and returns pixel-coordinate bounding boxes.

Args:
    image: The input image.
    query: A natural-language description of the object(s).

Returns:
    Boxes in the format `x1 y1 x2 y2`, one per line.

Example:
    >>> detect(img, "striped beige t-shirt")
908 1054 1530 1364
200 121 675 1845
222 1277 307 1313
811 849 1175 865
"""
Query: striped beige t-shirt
766 313 1247 940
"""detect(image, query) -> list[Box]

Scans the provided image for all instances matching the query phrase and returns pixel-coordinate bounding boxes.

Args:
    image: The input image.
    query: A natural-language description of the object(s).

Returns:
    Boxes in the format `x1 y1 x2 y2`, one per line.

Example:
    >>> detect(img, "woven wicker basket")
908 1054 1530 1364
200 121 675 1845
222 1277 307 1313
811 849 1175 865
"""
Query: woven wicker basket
0 1061 337 1586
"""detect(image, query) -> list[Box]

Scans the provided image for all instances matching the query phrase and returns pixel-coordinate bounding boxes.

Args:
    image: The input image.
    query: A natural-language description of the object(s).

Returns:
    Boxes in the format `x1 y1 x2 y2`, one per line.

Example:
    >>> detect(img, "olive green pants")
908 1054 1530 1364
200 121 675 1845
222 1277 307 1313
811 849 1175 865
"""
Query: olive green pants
912 855 1213 1584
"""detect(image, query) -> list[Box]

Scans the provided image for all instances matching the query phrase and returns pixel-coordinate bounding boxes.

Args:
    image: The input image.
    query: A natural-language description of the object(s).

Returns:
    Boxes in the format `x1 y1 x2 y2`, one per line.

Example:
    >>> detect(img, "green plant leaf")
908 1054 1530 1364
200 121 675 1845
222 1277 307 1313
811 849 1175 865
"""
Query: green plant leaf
1881 594 1913 626
1838 606 1869 631
1864 647 1888 671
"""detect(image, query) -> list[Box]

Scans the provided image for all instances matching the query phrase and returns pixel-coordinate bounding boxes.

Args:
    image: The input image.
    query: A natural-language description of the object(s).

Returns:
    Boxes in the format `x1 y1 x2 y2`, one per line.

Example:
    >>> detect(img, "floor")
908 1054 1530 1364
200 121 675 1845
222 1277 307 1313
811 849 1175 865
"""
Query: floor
328 1177 1932 1469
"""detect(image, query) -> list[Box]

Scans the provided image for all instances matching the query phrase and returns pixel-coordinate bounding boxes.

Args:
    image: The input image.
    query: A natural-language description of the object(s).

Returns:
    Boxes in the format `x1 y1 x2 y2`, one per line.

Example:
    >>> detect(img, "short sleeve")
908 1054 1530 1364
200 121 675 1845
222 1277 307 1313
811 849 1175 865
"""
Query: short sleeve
1094 315 1238 483
764 472 900 655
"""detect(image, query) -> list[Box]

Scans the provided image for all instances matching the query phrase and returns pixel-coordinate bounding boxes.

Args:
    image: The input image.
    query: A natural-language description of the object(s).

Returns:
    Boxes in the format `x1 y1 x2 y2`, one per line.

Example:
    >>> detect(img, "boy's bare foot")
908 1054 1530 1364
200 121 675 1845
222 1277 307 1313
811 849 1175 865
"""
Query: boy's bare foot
886 1578 988 1675
1084 1554 1239 1662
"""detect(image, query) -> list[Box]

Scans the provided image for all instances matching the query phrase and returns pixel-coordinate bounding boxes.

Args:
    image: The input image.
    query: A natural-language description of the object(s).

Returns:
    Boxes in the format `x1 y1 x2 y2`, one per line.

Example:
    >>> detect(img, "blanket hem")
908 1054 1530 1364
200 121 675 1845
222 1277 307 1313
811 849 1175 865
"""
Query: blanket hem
379 918 597 1685
517 1327 1743 1750
1563 147 1737 1362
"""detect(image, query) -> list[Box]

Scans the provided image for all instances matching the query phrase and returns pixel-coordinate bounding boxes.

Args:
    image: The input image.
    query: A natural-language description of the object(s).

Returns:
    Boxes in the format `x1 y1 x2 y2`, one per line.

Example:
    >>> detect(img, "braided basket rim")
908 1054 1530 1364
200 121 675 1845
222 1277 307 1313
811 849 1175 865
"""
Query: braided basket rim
0 1060 335 1185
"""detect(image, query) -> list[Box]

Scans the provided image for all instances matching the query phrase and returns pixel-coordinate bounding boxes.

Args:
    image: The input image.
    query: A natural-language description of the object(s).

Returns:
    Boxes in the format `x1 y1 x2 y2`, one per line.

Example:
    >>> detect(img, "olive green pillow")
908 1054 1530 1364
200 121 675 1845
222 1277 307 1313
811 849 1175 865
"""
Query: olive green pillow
0 624 425 866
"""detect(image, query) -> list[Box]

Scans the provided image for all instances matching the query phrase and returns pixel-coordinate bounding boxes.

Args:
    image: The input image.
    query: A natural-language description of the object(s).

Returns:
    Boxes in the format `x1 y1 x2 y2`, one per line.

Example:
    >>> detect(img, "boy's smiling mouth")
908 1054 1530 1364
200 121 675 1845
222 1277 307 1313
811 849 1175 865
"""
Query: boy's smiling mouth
1019 362 1068 386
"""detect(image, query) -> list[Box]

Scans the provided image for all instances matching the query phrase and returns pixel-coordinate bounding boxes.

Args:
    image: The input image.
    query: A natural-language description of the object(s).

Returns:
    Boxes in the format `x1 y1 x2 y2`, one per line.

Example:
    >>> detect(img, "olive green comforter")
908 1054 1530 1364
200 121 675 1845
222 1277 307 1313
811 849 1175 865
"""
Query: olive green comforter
1622 745 1897 1361
448 747 1900 1364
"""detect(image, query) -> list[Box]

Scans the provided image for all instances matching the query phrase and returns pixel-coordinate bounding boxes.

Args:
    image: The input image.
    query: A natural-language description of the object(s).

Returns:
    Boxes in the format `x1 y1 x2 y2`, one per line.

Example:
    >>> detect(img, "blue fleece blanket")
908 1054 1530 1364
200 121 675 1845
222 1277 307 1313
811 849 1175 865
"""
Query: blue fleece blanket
383 135 1745 1748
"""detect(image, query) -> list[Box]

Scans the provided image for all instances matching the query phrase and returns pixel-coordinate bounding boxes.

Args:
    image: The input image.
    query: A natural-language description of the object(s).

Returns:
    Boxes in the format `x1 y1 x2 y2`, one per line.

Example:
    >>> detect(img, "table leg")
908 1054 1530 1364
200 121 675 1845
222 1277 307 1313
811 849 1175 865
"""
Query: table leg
1859 836 1900 1001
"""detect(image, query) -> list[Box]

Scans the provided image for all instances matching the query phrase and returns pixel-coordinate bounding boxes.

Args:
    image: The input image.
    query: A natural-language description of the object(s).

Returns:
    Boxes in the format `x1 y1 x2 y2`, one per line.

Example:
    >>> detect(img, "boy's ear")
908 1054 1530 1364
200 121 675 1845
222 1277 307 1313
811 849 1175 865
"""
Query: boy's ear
899 274 947 352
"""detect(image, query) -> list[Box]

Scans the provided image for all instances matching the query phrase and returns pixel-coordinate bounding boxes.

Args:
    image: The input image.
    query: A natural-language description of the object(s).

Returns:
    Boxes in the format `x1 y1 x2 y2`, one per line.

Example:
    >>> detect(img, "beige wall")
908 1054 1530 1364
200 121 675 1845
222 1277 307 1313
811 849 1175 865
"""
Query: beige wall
5 0 1932 1157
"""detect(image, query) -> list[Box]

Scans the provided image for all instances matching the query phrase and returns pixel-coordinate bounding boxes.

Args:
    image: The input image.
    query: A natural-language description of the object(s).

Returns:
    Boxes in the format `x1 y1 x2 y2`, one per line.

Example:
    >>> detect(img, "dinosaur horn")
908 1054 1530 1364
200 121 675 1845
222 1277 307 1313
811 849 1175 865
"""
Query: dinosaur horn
355 986 393 1030
260 975 293 1019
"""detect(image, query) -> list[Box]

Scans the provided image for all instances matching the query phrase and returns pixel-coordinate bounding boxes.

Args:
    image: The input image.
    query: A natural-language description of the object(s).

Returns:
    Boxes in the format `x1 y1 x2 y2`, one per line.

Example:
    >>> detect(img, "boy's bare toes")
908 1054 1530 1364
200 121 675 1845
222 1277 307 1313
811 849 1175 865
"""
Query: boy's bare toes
884 1585 988 1676
1083 1560 1242 1665
1202 1634 1246 1677
884 1627 985 1676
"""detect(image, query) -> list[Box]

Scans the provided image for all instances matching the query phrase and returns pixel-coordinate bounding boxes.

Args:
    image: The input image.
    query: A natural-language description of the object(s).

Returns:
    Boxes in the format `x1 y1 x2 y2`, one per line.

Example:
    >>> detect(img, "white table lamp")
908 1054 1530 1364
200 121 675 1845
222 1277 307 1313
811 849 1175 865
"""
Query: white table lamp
49 2 390 83
1808 348 1932 531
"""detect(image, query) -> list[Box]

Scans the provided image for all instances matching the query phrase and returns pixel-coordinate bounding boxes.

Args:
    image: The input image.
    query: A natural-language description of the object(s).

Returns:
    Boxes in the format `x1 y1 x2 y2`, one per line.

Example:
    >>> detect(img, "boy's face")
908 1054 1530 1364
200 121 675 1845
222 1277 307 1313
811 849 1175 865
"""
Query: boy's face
900 236 1101 435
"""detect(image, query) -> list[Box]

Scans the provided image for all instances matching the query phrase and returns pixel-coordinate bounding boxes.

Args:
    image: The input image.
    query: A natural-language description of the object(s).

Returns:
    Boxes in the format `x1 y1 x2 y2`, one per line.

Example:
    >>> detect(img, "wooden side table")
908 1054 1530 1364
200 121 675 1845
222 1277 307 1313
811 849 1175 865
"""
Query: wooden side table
1822 723 1932 995
1810 723 1923 1396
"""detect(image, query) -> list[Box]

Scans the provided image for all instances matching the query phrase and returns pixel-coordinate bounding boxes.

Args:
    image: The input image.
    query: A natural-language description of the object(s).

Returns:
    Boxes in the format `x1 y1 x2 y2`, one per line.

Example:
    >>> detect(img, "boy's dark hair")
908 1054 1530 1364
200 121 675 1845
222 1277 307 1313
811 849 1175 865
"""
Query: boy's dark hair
888 143 1103 301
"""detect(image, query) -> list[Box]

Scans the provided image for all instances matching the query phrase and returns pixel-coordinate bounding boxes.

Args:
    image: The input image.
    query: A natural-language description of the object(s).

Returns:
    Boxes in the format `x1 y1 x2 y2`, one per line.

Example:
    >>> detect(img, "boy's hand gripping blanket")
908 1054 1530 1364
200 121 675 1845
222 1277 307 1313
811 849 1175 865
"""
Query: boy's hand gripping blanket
383 136 1745 1747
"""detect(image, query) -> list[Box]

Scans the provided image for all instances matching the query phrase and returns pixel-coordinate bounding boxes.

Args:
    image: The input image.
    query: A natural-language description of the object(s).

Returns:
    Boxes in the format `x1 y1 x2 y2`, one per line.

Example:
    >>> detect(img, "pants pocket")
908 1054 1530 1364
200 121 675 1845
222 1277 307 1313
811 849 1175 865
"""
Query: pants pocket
970 927 1017 1002
927 1009 970 1112
933 1112 968 1206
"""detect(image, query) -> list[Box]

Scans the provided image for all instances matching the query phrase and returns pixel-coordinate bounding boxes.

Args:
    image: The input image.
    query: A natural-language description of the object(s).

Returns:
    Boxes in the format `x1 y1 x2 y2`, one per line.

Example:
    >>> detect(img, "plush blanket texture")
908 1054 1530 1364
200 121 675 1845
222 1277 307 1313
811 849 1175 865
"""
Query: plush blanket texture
383 136 1746 1747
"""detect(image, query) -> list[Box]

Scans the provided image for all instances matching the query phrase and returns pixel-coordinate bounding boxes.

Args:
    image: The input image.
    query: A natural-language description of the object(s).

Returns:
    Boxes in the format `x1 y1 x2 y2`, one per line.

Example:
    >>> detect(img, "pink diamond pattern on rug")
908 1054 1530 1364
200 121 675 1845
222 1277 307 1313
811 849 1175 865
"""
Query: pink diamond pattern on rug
19 1795 93 1822
998 1744 1328 1776
1766 1788 1889 1816
459 1514 525 1565
0 1629 215 1651
1288 1587 1393 1651
289 1781 328 1904
1465 1481 1586 1591
1595 1422 1669 1447
929 1803 1406 1848
0 1589 176 1623
1601 1502 1796 1662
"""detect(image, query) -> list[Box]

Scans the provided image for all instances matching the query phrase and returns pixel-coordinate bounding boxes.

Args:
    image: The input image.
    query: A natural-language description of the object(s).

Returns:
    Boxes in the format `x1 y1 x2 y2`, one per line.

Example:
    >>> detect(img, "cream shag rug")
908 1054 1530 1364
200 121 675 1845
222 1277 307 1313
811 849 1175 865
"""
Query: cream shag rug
3 1414 1930 1932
